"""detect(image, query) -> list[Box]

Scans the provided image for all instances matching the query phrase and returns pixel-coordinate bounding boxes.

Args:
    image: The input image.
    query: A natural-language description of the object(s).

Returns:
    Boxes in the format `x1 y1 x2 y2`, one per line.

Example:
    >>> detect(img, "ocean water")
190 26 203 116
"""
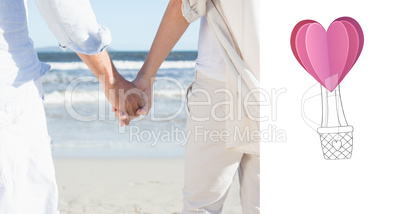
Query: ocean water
38 51 196 158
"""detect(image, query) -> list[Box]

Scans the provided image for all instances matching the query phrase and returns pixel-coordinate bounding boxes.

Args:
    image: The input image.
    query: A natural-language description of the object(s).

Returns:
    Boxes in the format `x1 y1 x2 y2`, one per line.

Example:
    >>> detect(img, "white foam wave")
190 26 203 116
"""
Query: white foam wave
44 90 106 104
44 89 184 104
47 60 196 71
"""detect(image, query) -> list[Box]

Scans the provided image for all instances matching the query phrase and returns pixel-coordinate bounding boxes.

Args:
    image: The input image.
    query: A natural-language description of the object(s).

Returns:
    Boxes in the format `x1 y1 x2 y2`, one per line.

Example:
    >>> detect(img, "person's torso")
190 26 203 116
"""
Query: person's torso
195 16 226 82
0 0 48 87
195 0 260 82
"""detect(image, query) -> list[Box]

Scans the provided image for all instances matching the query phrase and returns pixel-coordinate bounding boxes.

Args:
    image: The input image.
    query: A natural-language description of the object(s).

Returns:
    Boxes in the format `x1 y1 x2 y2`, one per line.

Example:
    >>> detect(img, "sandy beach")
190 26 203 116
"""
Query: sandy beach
54 158 241 214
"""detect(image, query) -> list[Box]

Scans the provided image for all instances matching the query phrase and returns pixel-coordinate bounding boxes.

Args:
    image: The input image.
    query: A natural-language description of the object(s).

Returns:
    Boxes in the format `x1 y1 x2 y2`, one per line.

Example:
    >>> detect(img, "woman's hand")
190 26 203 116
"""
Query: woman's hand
105 74 144 126
112 73 154 126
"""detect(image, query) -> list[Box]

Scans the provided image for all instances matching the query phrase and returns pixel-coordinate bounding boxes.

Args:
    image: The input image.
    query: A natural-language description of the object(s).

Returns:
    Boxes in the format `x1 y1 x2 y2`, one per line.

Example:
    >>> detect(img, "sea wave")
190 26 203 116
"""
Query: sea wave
47 60 196 71
44 89 185 104
45 90 105 104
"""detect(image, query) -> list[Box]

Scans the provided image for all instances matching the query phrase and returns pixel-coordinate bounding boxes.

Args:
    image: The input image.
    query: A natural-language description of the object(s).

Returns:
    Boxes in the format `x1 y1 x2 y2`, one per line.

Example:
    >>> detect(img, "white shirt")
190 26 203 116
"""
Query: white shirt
182 0 260 155
195 0 260 83
195 17 226 82
0 0 111 87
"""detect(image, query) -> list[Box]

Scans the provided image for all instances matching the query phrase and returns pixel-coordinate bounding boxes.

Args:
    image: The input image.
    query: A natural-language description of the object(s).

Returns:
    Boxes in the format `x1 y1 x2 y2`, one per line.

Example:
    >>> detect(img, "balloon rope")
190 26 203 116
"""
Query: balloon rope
320 85 329 127
335 85 348 126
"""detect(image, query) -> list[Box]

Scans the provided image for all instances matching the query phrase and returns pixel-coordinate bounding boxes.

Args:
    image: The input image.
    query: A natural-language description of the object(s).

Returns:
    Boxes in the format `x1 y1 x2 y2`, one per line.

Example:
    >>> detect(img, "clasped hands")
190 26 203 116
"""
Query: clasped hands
102 73 153 126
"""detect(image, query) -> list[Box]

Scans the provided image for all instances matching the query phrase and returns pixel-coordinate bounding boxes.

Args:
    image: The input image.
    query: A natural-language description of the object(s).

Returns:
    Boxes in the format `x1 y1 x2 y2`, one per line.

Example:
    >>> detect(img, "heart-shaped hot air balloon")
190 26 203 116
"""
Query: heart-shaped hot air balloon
291 17 364 91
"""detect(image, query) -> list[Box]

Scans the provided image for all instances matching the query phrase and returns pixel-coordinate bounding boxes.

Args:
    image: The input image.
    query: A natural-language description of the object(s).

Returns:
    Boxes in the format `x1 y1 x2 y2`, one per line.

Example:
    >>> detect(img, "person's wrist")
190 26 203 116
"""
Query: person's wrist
137 70 154 82
102 69 124 89
136 69 155 86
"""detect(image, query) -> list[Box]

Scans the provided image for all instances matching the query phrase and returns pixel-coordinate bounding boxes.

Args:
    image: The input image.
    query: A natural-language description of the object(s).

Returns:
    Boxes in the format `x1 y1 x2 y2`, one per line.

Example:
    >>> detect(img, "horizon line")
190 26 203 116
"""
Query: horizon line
35 47 197 53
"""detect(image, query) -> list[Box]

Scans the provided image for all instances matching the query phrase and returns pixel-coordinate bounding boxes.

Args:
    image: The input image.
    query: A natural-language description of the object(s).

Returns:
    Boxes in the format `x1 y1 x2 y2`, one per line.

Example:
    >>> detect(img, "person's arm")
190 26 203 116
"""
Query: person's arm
117 0 207 125
139 0 208 78
76 51 143 125
129 0 190 121
138 0 190 80
35 0 143 125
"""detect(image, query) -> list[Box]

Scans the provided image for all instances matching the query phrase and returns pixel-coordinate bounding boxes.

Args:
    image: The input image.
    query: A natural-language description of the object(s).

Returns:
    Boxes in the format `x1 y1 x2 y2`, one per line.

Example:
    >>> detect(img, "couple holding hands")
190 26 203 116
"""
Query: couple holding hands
0 0 259 213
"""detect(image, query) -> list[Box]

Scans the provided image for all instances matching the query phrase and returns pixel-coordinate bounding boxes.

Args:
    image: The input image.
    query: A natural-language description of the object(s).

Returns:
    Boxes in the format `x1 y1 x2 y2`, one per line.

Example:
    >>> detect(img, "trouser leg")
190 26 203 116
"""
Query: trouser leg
239 154 260 214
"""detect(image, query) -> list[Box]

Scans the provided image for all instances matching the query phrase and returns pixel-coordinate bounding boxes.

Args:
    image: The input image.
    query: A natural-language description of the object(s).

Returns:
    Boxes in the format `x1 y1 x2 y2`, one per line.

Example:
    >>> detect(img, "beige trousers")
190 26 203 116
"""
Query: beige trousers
183 71 260 214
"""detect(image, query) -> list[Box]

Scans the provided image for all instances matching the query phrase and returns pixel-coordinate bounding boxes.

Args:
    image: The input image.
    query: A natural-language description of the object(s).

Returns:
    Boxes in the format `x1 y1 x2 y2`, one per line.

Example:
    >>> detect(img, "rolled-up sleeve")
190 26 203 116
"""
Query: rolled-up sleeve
181 0 207 23
34 0 111 55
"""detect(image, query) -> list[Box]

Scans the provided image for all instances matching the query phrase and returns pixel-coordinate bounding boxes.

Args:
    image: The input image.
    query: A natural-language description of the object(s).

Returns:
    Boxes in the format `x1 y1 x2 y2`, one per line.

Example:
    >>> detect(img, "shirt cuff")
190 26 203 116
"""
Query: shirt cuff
181 0 207 23
59 25 112 55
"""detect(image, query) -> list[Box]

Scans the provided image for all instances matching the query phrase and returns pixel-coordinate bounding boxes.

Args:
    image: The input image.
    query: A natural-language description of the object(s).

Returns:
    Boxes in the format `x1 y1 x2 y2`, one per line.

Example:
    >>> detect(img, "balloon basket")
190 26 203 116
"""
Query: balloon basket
317 126 353 160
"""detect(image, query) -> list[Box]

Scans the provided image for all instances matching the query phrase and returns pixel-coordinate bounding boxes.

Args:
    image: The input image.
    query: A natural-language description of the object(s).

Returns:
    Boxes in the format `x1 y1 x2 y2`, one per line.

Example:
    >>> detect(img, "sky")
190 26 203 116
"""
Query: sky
26 0 200 51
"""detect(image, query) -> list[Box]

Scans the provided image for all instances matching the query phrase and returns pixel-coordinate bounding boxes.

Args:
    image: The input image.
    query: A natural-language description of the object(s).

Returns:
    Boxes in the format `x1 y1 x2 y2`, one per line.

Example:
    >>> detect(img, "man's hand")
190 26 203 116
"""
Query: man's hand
114 74 154 126
76 50 145 126
103 74 145 126
132 74 153 116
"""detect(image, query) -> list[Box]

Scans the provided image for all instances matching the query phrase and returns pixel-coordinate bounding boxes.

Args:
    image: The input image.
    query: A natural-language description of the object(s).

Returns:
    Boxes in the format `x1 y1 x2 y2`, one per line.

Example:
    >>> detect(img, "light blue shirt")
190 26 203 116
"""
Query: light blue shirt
0 0 111 87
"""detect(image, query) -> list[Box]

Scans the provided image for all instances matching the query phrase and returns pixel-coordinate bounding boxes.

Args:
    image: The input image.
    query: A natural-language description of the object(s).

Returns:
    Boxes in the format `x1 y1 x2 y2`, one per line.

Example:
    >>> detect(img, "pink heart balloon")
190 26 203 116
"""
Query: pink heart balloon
295 23 325 86
335 17 364 83
291 17 364 91
335 17 364 60
336 20 359 84
290 20 317 71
